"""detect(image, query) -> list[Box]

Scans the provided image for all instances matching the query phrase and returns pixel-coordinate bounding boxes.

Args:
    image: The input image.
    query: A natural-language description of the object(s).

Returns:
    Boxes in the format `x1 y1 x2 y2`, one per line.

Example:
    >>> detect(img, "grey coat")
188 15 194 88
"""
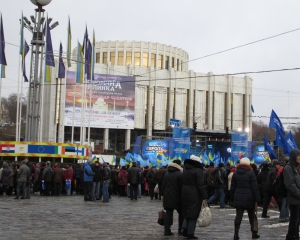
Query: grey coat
284 149 300 205
17 164 30 183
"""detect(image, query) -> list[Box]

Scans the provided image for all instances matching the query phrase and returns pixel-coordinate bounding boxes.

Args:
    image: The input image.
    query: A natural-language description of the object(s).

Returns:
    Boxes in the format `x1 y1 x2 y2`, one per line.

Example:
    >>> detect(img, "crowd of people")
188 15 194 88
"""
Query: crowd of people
1 149 300 240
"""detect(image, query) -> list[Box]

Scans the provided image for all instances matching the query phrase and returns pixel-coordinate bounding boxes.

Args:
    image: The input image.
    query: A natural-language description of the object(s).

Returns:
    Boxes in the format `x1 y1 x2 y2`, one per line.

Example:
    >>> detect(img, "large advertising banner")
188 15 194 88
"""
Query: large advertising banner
64 71 135 129
169 128 191 161
231 132 248 164
141 140 169 159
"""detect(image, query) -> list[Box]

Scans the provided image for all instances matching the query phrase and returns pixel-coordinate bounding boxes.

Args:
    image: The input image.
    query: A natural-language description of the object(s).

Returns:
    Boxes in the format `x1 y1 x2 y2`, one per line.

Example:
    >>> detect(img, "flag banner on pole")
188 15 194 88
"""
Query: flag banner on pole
0 13 7 73
58 42 65 78
251 104 254 113
286 131 298 153
275 126 284 148
269 109 284 132
82 26 88 53
92 29 95 80
0 64 5 78
76 41 84 84
264 133 277 160
19 12 24 55
275 125 290 156
67 17 72 67
44 18 55 83
22 40 29 82
86 39 92 80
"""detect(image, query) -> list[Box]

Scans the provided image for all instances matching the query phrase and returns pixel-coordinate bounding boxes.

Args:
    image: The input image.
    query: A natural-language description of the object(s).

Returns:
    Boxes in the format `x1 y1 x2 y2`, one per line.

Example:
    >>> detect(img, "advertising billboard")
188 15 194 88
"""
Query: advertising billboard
231 132 248 164
64 71 135 129
142 140 169 159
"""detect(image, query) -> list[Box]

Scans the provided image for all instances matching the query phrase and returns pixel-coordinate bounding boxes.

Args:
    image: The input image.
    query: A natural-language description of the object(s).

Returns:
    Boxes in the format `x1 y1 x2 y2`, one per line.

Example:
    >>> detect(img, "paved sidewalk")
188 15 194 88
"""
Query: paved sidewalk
0 194 288 239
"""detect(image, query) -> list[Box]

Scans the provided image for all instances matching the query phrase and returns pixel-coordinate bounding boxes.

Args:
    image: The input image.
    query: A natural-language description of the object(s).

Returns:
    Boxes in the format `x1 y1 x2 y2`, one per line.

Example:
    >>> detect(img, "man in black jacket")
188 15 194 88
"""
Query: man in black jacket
128 162 140 200
91 161 102 201
161 160 183 236
262 160 282 218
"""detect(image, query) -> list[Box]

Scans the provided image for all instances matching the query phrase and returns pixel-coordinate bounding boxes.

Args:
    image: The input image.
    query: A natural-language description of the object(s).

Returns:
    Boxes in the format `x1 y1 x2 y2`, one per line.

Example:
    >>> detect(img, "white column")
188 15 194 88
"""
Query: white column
104 128 109 150
125 129 131 150
207 72 214 129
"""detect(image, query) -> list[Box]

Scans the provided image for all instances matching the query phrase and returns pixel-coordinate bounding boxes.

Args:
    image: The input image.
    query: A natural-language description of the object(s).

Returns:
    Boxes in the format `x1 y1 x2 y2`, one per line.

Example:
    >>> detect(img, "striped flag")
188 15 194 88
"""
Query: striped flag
92 29 95 80
76 41 84 83
44 18 55 83
22 40 29 82
0 13 7 78
0 144 15 153
67 17 72 67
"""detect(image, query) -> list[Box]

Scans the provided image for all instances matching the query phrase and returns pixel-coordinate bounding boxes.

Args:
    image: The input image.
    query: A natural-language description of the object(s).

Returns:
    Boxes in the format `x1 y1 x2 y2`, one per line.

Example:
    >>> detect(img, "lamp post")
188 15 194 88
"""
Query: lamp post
25 0 59 141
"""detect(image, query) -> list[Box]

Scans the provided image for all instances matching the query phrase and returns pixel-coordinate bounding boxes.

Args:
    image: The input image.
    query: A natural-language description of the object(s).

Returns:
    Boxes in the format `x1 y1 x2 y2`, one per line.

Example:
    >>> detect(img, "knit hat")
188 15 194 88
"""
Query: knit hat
240 157 250 166
190 155 202 163
173 160 182 166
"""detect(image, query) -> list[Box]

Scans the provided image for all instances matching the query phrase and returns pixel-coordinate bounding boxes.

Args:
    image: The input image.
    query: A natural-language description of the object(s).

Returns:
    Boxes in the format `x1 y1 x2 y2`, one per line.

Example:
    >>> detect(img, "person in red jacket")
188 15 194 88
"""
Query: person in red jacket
118 166 128 196
64 163 74 195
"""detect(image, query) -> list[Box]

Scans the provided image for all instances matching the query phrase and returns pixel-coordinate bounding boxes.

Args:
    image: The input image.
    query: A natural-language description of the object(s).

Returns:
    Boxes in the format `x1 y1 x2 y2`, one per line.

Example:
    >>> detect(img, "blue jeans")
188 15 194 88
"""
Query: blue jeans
16 182 27 198
103 180 110 202
92 181 100 200
286 205 300 240
207 188 225 207
127 185 130 197
280 198 289 219
182 218 197 235
138 184 141 197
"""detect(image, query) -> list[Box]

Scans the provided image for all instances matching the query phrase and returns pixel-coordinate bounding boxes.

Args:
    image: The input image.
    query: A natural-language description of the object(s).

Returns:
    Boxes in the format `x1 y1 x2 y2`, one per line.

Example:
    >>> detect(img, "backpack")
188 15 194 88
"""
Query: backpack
275 169 287 198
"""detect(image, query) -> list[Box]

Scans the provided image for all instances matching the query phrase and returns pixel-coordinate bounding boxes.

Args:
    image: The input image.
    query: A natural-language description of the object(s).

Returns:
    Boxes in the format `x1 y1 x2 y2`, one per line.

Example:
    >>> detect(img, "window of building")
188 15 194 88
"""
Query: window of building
172 57 175 68
165 56 169 69
96 52 100 63
110 52 115 65
143 53 149 68
151 54 156 68
177 59 180 71
103 52 107 64
126 52 132 65
134 52 140 67
118 52 124 66
158 55 163 69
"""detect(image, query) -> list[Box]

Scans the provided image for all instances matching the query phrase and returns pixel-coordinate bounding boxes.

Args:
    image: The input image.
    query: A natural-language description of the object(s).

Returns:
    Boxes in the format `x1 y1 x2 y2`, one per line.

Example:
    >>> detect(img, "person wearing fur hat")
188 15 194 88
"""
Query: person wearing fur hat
181 157 207 239
161 160 183 236
231 157 260 239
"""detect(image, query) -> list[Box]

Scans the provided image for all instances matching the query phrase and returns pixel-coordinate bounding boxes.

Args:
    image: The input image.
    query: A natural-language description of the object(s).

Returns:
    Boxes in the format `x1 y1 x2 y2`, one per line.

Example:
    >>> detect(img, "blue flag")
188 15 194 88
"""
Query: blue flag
22 41 29 82
45 18 54 67
120 158 126 167
286 131 298 153
269 110 284 132
275 125 289 156
251 104 254 113
275 127 284 148
58 42 65 78
264 133 277 160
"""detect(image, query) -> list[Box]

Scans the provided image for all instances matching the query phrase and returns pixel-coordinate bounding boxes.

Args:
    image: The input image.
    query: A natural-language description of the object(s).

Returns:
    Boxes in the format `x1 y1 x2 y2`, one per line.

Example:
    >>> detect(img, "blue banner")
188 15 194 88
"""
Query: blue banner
231 132 248 164
141 140 169 159
169 128 191 161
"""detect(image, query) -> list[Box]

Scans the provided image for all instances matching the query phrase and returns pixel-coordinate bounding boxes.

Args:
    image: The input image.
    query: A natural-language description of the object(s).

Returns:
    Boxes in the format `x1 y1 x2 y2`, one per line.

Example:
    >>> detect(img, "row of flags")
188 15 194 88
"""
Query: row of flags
0 12 95 83
264 109 298 159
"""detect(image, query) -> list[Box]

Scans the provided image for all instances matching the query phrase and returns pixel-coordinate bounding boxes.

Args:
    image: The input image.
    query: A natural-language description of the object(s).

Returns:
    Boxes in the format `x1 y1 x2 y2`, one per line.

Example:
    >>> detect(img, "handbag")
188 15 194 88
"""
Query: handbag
197 201 212 227
154 184 159 194
253 210 258 232
157 209 166 226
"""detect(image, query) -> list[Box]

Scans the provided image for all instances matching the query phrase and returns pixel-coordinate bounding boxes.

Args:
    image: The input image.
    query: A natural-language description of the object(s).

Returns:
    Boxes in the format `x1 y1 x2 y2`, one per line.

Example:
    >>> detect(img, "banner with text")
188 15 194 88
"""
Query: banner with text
169 128 191 161
64 71 135 129
231 132 248 164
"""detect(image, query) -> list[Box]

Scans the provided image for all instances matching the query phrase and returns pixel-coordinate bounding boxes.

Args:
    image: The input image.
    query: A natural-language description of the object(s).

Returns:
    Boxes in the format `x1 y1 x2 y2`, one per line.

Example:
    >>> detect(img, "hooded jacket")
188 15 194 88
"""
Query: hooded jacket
181 159 207 219
231 164 260 209
162 163 183 210
284 149 300 205
84 162 94 182
102 163 111 181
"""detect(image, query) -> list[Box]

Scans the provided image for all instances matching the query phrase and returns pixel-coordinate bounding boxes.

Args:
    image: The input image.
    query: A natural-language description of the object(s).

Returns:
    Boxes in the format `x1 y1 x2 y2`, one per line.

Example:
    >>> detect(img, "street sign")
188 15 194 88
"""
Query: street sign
169 118 181 127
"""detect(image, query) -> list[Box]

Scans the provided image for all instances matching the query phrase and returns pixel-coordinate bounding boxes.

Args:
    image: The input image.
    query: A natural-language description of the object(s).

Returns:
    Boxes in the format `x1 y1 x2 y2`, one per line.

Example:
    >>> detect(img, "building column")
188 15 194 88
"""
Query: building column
125 129 131 150
226 75 232 129
103 128 109 151
207 72 214 130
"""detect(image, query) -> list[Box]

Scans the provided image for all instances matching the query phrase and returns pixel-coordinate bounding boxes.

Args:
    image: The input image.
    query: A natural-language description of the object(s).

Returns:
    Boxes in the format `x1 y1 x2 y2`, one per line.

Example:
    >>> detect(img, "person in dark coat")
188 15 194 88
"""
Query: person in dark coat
257 163 269 206
231 158 261 240
91 161 102 200
146 166 157 200
118 166 128 196
284 149 300 240
1 163 11 197
143 166 150 196
156 166 166 200
181 157 207 239
43 161 53 196
111 165 120 195
53 164 64 196
127 162 141 200
161 160 183 236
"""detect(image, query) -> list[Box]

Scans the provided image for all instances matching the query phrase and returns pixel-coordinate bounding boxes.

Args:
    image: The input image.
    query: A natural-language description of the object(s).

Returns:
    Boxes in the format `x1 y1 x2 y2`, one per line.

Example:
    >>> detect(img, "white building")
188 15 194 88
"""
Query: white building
41 41 252 153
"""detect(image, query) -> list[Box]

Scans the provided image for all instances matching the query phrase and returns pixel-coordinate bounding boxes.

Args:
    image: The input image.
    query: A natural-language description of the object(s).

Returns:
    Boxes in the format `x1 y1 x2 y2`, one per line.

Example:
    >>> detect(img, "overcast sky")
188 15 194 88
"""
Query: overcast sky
2 0 300 126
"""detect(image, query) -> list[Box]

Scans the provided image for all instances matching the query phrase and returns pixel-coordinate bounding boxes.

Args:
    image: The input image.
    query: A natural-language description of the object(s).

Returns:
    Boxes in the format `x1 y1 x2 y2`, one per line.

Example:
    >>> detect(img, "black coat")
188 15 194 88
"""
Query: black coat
92 164 102 182
231 164 260 209
127 166 141 184
146 170 156 185
284 149 300 205
257 169 268 198
181 160 207 219
266 165 277 193
162 163 182 210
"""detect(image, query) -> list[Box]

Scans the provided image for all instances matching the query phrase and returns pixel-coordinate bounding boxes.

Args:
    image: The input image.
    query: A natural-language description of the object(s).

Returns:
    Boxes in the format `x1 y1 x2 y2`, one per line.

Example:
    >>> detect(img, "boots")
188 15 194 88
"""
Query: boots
252 232 260 239
234 223 240 240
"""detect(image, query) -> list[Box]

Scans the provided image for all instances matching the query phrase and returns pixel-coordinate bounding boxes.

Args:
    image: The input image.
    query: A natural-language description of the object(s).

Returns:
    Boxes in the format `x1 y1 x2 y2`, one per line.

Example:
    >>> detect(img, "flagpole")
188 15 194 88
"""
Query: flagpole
16 54 21 142
71 81 76 143
80 79 84 144
87 80 91 144
18 58 25 140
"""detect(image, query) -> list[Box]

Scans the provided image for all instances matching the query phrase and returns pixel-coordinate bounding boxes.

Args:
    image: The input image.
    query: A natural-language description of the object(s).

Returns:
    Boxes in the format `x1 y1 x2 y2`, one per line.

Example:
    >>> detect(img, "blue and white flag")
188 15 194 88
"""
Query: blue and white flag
264 133 277 160
286 131 298 153
269 110 284 132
